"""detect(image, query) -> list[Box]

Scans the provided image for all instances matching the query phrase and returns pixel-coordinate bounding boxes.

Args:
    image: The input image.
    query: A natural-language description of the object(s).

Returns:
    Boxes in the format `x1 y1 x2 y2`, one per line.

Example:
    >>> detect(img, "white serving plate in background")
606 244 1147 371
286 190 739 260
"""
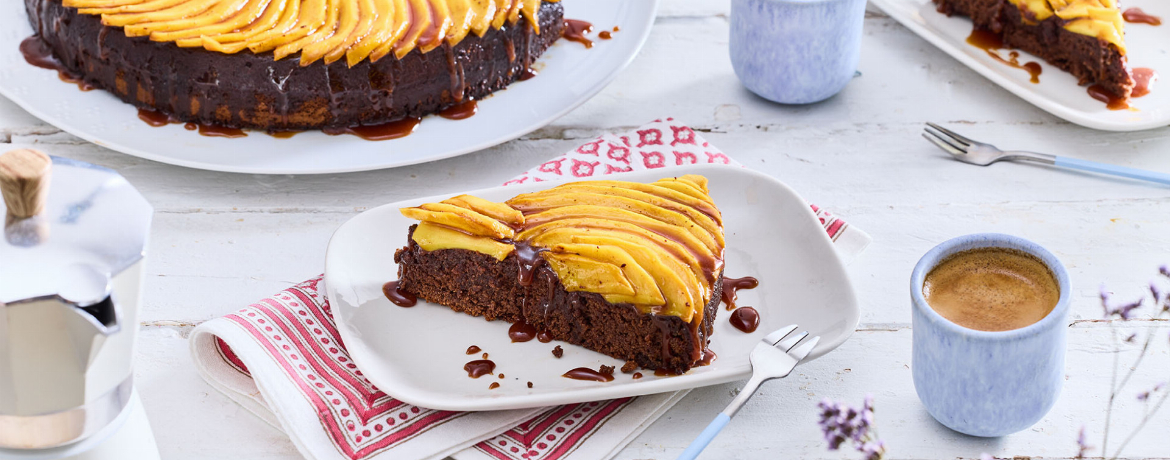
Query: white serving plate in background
324 165 861 411
0 0 657 174
870 0 1169 131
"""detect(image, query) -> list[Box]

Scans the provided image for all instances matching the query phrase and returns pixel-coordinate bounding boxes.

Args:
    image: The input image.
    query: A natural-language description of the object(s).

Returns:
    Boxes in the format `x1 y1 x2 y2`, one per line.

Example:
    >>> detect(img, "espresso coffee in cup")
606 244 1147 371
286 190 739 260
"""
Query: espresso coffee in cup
911 233 1070 437
922 247 1060 332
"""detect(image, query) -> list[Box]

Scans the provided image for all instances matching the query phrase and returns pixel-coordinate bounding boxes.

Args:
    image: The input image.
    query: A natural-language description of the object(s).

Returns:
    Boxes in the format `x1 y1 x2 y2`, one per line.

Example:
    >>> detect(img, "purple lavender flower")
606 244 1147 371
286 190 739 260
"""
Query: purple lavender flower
1099 284 1112 305
1076 426 1091 458
1102 295 1143 320
860 440 885 460
1138 382 1166 401
1159 264 1170 279
1156 278 1170 313
817 396 885 460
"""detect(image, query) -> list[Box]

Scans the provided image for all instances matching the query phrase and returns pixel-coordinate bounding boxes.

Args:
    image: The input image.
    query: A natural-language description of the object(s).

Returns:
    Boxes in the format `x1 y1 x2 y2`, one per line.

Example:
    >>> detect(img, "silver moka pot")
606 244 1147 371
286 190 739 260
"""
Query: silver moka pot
0 149 151 451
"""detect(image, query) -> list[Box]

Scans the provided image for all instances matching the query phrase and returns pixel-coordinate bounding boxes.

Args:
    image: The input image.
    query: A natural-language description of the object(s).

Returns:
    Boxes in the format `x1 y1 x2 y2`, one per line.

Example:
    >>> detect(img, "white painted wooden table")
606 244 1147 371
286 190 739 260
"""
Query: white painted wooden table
4 1 1170 458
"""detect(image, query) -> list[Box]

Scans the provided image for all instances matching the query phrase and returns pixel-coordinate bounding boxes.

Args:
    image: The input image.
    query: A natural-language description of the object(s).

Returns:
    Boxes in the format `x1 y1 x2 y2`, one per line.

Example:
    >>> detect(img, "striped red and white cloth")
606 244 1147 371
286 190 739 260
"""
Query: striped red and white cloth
189 119 871 460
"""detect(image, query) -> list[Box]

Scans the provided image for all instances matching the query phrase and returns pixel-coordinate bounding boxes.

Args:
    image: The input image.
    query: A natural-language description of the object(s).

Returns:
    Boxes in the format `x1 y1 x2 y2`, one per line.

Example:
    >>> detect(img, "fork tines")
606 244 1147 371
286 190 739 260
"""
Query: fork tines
763 324 821 362
788 336 820 362
922 124 969 155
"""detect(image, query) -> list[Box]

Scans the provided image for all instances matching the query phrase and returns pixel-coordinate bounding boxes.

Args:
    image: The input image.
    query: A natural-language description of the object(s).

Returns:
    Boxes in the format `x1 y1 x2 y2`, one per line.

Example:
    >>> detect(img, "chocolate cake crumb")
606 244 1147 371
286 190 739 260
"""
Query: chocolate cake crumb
600 365 615 376
552 345 563 358
527 381 533 388
621 360 638 374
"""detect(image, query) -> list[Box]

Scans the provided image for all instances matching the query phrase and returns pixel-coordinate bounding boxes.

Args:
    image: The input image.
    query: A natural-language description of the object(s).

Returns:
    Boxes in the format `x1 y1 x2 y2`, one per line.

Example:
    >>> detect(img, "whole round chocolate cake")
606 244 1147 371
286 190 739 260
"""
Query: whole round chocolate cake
23 0 565 131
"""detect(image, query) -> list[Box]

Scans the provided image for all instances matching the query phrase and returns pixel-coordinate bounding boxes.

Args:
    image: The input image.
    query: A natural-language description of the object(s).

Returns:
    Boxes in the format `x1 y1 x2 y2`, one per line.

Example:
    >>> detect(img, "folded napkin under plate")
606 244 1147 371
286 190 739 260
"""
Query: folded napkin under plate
189 118 872 460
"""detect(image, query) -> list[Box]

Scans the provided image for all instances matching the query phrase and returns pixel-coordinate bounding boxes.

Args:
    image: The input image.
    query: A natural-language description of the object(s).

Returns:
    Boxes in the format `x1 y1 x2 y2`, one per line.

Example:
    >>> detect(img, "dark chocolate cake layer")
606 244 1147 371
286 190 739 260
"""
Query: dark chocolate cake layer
394 225 721 374
24 0 564 131
934 0 1133 98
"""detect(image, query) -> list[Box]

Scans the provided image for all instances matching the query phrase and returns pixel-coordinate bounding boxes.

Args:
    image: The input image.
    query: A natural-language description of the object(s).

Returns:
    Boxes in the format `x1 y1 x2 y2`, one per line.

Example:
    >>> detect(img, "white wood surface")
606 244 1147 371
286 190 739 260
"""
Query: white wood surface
4 1 1170 458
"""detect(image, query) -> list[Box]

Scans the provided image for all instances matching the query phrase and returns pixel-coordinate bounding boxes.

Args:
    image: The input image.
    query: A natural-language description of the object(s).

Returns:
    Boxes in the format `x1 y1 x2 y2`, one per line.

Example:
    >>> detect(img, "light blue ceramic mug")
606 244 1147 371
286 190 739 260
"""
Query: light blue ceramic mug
910 234 1071 437
729 0 867 104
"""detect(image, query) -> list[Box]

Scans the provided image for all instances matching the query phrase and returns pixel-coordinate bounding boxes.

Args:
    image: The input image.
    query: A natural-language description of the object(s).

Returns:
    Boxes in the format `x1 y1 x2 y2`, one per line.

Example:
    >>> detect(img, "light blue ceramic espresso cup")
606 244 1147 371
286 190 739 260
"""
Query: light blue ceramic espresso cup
730 0 866 104
911 234 1071 437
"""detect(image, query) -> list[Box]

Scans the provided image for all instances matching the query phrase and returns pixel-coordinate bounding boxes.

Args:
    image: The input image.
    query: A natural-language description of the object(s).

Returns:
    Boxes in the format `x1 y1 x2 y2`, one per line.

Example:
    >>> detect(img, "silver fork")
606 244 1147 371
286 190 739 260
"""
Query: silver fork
923 122 1170 185
676 325 820 460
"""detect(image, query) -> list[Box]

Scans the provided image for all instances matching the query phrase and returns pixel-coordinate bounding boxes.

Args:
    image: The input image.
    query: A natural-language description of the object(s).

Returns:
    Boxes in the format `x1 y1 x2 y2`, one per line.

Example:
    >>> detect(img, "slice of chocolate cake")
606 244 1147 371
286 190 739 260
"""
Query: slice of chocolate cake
392 176 726 374
934 0 1134 98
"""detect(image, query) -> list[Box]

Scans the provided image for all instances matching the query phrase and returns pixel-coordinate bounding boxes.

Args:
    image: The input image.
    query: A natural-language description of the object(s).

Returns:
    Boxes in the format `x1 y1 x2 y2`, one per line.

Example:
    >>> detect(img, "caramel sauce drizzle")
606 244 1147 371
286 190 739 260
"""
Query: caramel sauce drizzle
20 36 96 92
562 19 593 48
1131 68 1158 98
599 25 619 40
966 30 1041 84
139 107 254 138
185 122 248 138
1087 84 1130 110
562 367 614 382
383 280 418 307
325 117 421 140
729 306 760 333
508 321 539 342
1123 7 1161 25
268 131 301 139
439 99 478 120
464 359 496 378
721 276 758 310
138 108 180 127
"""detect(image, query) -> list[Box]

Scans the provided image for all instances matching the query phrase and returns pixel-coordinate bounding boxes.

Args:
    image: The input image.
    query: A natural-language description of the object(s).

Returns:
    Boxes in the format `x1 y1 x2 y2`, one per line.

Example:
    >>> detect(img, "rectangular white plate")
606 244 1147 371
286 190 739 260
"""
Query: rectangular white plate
323 165 861 411
870 0 1169 131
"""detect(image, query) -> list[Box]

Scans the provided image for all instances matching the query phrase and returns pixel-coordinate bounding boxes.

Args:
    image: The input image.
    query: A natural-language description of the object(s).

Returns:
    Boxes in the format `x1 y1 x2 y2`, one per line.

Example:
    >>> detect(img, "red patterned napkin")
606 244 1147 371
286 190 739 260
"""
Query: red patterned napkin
189 119 871 460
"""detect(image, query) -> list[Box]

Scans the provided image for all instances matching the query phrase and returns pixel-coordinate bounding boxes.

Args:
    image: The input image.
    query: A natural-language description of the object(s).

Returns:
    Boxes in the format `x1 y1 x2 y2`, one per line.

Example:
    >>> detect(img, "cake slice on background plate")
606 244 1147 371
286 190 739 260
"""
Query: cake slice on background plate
393 175 726 375
933 0 1134 99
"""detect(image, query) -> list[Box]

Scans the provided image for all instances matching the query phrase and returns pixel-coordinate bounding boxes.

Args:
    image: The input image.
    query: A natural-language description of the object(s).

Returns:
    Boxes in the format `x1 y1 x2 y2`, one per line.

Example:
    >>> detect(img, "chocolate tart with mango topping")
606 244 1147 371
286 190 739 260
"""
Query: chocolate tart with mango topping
392 175 726 374
934 0 1135 99
23 0 564 131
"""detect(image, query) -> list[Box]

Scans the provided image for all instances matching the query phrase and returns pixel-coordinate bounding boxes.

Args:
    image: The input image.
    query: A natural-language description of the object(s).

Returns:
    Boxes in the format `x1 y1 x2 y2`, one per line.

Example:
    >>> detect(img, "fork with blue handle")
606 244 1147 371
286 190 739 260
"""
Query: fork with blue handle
676 325 821 460
923 122 1170 186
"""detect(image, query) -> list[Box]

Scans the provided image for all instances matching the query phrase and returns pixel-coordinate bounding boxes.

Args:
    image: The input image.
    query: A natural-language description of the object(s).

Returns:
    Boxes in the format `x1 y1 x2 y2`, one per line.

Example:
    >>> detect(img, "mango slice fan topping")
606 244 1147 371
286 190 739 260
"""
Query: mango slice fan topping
1008 0 1126 53
62 0 558 66
400 175 726 324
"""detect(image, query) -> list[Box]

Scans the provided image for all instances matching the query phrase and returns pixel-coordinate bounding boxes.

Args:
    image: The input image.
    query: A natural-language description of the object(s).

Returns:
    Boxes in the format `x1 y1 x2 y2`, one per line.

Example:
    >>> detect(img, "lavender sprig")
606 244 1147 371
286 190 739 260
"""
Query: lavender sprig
1087 266 1170 460
1136 382 1166 402
1100 284 1143 320
1076 426 1092 458
818 396 885 460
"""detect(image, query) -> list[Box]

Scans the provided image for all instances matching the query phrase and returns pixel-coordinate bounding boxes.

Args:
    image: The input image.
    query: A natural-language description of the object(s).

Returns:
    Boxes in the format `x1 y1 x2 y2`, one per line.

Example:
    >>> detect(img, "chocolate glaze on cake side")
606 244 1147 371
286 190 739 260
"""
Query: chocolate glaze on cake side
23 0 565 132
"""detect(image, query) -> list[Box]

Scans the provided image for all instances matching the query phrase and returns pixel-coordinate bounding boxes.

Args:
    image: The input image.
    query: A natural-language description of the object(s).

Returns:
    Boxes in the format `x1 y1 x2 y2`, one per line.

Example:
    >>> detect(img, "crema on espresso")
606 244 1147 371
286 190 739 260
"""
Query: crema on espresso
923 247 1060 332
